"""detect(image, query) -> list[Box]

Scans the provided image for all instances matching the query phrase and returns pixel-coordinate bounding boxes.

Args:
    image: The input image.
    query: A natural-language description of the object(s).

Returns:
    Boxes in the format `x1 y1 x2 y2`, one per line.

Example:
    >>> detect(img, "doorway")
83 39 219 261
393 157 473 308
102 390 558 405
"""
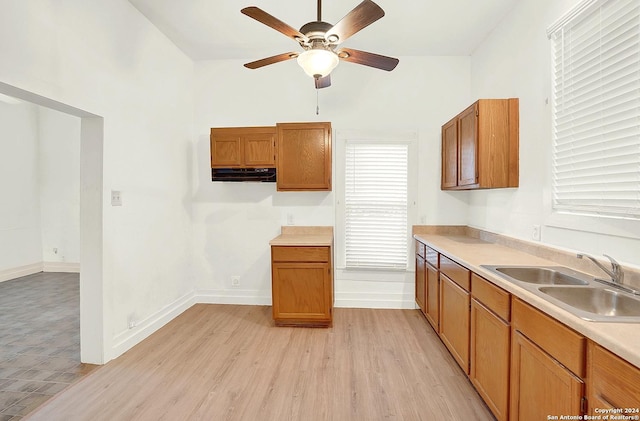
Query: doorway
0 81 105 365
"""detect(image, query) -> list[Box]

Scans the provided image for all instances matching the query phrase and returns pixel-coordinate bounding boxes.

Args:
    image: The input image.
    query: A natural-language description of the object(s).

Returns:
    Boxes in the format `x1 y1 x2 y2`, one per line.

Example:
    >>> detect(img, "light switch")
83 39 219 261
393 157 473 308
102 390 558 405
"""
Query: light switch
111 190 122 206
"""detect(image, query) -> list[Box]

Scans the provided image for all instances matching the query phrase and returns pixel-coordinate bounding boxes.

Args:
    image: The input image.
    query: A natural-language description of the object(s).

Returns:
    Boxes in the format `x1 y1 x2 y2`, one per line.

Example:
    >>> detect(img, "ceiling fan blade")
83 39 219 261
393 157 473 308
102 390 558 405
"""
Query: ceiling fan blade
337 48 399 71
315 75 331 89
241 7 308 43
325 0 385 45
244 52 299 69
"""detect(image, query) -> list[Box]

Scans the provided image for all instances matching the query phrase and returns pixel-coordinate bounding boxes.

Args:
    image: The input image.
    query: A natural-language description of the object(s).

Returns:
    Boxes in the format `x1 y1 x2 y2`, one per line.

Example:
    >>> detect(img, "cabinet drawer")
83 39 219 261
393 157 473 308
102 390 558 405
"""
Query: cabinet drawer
271 246 330 262
440 255 470 291
426 247 439 268
512 298 585 378
416 241 426 259
471 273 510 322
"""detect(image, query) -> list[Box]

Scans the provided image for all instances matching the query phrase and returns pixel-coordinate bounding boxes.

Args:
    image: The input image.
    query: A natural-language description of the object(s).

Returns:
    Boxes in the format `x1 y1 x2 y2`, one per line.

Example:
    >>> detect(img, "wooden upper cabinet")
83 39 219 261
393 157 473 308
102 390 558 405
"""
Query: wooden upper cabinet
210 126 276 168
458 104 478 186
441 118 458 189
276 122 332 191
441 98 519 190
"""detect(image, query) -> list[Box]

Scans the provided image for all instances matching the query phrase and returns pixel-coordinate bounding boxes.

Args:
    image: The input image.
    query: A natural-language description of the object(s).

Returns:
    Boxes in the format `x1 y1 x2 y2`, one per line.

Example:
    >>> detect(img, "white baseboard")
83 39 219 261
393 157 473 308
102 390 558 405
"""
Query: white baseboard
194 288 413 309
335 291 415 309
0 261 81 283
110 291 196 361
195 289 271 306
43 261 80 273
0 263 43 283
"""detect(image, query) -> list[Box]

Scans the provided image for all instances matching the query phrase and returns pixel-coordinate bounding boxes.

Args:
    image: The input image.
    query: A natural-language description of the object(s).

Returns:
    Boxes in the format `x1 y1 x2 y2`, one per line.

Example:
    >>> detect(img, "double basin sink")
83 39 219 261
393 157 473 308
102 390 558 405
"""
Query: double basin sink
481 265 640 323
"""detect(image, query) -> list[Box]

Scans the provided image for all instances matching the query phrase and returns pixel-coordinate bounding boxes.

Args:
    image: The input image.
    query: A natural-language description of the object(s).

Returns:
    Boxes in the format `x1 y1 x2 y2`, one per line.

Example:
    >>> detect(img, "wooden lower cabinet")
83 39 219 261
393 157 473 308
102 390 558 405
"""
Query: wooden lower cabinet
470 299 510 421
415 254 426 314
510 331 584 421
425 264 439 330
413 245 640 421
439 273 470 374
271 246 333 327
587 341 640 413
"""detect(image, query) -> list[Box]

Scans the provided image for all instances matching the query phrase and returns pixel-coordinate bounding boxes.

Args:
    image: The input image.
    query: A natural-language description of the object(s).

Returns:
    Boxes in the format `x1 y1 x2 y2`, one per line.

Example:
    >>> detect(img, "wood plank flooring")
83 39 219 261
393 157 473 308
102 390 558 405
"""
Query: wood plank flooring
27 304 493 420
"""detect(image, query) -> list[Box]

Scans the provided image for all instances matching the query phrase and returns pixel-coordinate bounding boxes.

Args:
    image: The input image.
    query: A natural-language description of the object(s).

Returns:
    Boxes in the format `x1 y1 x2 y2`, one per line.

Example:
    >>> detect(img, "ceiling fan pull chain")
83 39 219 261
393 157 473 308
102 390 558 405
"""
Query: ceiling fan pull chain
316 89 320 115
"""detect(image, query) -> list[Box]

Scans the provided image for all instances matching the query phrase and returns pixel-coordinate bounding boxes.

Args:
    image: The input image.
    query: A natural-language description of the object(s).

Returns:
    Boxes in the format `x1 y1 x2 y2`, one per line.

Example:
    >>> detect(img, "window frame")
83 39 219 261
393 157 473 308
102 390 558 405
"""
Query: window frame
335 129 418 276
544 0 640 240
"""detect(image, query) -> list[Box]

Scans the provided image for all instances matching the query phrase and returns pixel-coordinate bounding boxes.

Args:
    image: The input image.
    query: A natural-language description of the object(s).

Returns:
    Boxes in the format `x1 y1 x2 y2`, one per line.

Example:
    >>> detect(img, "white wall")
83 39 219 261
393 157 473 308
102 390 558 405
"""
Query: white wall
0 101 42 275
469 0 640 266
192 56 471 307
39 106 81 266
0 101 81 278
0 0 195 362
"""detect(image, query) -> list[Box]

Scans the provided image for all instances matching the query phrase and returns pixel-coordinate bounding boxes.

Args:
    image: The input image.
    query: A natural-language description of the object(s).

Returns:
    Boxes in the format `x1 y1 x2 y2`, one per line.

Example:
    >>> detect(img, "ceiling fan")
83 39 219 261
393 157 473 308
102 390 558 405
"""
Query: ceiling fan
241 0 399 89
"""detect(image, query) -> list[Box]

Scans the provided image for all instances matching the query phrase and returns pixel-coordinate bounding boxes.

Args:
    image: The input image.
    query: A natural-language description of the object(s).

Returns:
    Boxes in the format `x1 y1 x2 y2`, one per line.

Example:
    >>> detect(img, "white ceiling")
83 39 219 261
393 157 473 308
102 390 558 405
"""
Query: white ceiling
128 0 519 61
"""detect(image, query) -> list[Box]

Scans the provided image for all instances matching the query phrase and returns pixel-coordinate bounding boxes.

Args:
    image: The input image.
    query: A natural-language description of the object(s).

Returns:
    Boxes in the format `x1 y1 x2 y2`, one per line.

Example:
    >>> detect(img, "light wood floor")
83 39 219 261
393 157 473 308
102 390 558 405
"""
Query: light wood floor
27 305 494 421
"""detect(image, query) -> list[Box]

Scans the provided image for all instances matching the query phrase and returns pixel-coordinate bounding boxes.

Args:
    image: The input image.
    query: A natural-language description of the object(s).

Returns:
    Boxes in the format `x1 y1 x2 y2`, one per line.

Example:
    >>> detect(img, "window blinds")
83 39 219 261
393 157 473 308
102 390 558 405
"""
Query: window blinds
550 0 640 219
345 142 409 269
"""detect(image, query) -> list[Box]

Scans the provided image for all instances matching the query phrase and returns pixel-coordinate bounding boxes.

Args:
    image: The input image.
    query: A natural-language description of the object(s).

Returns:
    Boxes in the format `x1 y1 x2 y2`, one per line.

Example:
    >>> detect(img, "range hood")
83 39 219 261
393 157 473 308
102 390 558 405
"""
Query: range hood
211 167 276 183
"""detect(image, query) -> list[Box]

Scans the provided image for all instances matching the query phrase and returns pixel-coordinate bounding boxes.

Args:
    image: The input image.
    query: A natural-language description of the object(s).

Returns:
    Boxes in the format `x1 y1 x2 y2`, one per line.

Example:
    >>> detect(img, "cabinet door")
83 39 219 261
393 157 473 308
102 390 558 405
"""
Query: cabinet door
510 331 584 421
243 132 275 167
470 299 510 421
211 134 242 167
277 122 331 191
458 103 478 186
425 264 439 331
415 255 426 314
439 273 470 373
271 262 331 325
587 341 640 414
441 118 458 189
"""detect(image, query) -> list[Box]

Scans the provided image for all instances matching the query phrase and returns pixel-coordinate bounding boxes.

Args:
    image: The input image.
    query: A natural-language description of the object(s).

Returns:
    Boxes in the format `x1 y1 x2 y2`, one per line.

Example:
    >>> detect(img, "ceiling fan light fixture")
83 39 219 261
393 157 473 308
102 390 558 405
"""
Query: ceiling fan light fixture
297 49 339 79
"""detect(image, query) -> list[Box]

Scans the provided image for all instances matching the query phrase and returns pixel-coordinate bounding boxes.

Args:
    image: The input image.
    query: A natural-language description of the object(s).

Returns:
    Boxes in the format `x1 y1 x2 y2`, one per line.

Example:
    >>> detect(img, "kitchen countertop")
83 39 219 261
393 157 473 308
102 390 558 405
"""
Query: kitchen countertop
269 226 334 247
414 231 640 368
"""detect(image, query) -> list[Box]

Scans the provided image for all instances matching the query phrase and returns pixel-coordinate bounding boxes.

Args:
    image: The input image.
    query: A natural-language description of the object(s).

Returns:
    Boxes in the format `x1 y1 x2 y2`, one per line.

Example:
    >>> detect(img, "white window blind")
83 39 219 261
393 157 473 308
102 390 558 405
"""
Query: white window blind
345 142 408 269
550 0 640 219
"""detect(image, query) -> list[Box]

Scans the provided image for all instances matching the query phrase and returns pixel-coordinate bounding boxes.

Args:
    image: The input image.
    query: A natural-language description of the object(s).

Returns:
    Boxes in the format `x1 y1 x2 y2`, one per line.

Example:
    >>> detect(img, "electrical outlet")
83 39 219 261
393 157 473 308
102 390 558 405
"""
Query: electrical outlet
532 225 541 241
127 313 137 329
286 213 294 225
111 190 122 206
231 276 240 287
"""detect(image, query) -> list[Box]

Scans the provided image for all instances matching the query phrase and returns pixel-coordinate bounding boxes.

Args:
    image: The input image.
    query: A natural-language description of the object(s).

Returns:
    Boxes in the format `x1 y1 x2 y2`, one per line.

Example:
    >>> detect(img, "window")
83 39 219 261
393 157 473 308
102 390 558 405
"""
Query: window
344 141 409 269
549 0 640 219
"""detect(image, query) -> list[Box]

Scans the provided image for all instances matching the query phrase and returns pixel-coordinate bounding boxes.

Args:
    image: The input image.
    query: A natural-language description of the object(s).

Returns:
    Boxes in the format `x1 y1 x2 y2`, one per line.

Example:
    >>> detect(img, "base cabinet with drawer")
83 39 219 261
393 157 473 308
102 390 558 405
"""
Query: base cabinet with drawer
413 237 640 420
470 274 511 421
439 255 471 374
510 298 585 421
586 341 640 413
271 246 333 327
414 241 427 314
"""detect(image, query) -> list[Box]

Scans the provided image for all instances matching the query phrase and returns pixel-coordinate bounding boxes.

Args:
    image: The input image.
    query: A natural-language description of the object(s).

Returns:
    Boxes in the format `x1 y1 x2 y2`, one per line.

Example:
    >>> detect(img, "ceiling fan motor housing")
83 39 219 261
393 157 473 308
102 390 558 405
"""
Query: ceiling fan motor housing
299 21 335 44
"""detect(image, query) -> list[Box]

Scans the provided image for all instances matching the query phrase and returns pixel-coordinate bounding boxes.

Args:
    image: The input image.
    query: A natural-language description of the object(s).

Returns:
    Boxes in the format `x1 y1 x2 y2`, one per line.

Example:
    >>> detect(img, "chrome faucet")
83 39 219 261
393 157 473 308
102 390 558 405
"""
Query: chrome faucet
577 253 624 284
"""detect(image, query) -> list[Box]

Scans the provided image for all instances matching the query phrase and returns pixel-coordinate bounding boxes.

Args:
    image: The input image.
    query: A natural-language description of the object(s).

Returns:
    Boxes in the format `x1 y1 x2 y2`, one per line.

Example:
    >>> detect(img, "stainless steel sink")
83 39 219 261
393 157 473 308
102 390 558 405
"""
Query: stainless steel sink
539 287 640 318
488 266 589 285
481 264 640 322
